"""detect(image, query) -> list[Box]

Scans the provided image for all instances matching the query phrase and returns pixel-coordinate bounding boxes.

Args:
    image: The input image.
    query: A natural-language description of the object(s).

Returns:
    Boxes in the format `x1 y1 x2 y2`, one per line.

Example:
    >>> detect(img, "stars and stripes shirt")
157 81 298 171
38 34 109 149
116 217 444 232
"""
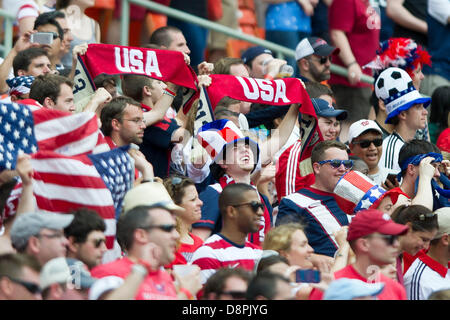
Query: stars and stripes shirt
404 253 450 300
191 233 262 284
276 187 350 257
379 132 404 173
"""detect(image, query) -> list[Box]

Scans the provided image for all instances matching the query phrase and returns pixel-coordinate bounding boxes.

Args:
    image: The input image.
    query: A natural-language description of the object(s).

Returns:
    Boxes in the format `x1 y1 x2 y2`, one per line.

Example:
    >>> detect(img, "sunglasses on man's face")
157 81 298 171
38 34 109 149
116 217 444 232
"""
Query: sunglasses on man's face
219 290 247 299
92 238 106 248
231 201 264 213
368 234 399 246
352 138 383 148
8 277 41 295
318 159 353 169
311 55 332 65
141 224 177 233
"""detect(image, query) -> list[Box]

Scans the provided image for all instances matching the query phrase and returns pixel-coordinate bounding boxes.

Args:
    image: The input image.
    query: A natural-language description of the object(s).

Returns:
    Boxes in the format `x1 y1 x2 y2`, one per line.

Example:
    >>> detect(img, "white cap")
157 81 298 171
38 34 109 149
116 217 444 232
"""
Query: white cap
348 119 382 144
88 276 124 300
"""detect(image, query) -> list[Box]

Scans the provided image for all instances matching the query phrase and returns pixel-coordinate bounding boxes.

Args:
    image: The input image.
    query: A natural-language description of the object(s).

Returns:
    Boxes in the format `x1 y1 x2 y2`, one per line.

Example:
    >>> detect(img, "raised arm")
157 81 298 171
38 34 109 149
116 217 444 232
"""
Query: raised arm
259 103 299 165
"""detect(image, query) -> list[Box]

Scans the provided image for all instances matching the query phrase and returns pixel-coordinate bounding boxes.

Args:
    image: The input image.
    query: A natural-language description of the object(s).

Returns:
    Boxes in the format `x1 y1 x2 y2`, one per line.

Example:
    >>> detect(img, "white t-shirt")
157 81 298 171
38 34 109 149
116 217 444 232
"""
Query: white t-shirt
404 254 450 300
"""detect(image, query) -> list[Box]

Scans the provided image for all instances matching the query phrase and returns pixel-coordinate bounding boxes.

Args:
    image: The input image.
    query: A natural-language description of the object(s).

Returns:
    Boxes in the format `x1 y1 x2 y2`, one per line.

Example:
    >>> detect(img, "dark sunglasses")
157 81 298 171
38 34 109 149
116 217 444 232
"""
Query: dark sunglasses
92 238 106 248
141 224 177 233
370 234 398 246
232 201 264 213
311 55 332 64
318 159 353 169
419 212 435 221
48 32 60 40
219 290 247 299
8 277 41 294
352 138 383 148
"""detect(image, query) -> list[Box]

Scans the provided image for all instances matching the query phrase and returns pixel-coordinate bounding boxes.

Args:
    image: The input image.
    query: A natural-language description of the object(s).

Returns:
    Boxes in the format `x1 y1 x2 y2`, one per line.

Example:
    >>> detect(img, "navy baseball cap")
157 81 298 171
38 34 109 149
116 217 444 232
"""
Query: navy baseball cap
241 46 273 65
311 98 347 120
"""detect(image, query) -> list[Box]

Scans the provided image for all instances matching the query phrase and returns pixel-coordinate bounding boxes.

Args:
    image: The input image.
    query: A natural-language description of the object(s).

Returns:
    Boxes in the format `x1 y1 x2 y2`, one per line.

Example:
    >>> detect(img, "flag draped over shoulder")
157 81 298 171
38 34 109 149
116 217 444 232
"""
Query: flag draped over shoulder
76 43 199 112
30 146 134 249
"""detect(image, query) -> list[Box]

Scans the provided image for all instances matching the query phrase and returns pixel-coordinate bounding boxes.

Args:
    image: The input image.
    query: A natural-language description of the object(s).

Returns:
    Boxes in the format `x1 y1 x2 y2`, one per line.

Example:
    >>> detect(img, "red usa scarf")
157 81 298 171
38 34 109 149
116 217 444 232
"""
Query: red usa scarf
204 74 322 187
77 43 199 110
218 174 271 247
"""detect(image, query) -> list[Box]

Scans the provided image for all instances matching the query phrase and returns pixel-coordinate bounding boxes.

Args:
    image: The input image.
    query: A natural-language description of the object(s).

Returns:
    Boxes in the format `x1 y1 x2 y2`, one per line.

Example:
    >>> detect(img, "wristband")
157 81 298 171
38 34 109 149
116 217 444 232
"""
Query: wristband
179 287 194 300
163 88 176 98
264 74 274 81
347 61 357 67
141 178 155 183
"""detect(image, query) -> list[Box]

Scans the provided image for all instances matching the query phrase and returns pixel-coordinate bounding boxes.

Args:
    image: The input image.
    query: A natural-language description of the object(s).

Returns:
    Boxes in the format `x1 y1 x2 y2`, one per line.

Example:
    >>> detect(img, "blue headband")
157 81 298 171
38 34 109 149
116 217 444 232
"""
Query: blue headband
397 152 443 181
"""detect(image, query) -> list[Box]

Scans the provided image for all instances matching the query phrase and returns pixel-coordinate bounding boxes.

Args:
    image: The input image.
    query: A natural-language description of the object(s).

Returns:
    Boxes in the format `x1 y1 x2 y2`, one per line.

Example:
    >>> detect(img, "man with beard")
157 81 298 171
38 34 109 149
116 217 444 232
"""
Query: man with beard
276 140 352 259
191 183 263 284
295 37 339 83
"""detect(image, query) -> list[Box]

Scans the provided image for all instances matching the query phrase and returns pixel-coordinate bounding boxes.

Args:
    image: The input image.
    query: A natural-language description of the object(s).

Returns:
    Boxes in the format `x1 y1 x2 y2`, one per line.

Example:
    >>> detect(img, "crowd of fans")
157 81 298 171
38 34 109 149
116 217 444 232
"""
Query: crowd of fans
0 0 448 302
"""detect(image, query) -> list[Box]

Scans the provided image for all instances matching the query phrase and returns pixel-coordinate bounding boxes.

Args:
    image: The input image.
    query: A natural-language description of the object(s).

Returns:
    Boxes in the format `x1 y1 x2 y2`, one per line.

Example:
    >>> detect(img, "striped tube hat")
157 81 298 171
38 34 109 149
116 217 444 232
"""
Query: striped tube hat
197 119 259 165
334 170 387 214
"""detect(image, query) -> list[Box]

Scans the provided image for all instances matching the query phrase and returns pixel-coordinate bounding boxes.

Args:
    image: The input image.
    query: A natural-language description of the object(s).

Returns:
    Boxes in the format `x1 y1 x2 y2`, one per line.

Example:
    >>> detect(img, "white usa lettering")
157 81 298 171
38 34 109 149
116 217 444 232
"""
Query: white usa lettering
114 47 162 77
235 76 290 103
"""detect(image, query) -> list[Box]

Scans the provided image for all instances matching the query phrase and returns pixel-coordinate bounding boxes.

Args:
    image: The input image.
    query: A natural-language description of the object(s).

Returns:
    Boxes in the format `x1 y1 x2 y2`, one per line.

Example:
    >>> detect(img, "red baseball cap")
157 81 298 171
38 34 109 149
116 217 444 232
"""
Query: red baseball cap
347 209 409 241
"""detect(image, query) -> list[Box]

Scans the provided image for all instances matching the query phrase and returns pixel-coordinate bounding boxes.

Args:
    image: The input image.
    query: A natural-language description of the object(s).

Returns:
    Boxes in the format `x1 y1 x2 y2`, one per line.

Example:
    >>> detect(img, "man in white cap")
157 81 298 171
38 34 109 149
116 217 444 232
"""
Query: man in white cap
10 212 74 266
375 67 431 172
40 257 97 300
404 207 450 300
348 119 394 185
295 37 340 83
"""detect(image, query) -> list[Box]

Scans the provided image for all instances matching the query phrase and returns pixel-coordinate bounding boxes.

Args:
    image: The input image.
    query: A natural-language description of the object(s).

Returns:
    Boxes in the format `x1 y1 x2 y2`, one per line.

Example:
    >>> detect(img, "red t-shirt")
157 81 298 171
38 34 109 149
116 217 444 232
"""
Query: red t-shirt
309 264 407 300
91 257 178 300
328 0 380 88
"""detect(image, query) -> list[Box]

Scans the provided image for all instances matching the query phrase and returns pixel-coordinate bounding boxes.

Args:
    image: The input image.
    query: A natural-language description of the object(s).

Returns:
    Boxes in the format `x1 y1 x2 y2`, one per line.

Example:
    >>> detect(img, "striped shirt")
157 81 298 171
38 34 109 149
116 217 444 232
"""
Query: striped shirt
191 233 262 284
404 253 450 300
379 132 404 173
276 187 350 257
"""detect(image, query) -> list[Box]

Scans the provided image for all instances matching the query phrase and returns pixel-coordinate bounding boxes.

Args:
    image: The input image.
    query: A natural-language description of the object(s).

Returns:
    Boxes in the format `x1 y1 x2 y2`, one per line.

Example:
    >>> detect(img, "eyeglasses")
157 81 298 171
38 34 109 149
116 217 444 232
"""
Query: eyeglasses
311 55 332 65
318 159 353 169
36 231 65 239
92 238 106 248
367 234 398 246
352 138 383 148
231 201 264 213
123 118 145 125
7 277 41 294
141 224 177 233
218 290 247 299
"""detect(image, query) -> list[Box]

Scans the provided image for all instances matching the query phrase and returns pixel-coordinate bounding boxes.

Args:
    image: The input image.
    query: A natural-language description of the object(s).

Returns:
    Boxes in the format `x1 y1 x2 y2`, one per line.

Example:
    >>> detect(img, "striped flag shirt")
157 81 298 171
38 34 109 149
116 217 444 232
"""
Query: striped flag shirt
191 233 262 284
276 187 350 257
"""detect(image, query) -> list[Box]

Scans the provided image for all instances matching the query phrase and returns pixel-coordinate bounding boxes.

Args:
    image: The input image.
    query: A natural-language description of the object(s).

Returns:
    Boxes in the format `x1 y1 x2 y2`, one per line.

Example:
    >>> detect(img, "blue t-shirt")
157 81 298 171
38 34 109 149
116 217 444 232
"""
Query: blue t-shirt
265 1 311 33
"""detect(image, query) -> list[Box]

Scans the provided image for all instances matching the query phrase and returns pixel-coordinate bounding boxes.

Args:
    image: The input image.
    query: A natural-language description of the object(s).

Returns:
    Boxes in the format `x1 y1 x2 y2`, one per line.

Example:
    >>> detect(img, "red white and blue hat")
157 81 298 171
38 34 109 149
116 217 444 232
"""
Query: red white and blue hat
374 67 431 124
334 170 387 214
197 119 260 164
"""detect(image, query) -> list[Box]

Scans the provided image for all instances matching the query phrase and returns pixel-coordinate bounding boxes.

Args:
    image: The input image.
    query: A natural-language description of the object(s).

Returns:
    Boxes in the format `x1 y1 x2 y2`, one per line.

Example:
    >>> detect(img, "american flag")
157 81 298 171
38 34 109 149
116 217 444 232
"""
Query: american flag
0 102 109 170
30 146 134 249
0 101 132 251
